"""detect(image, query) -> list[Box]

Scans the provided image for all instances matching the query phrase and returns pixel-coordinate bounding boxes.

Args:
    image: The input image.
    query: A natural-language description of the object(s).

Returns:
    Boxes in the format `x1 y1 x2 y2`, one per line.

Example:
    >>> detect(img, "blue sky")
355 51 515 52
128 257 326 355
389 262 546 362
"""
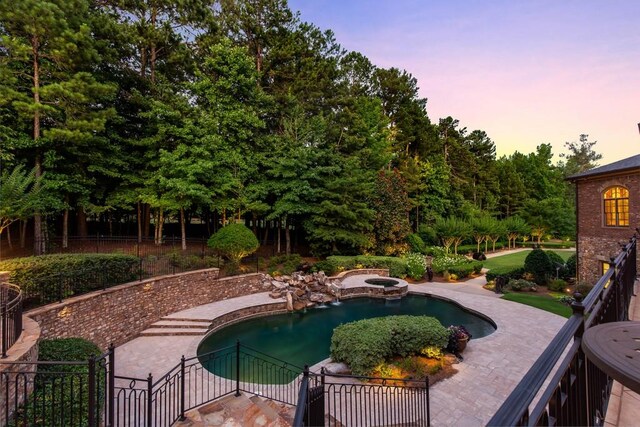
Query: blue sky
289 0 640 164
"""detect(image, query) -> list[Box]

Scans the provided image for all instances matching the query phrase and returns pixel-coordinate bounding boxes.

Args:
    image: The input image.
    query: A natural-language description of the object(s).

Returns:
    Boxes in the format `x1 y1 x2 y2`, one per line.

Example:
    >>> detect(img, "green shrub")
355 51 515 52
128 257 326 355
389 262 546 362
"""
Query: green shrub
268 254 303 274
315 256 409 278
8 338 105 426
405 253 427 279
458 242 505 253
0 253 138 301
565 253 577 279
207 224 259 265
330 315 449 376
548 279 568 292
406 234 427 254
524 249 552 285
417 225 438 246
430 255 479 278
447 262 482 278
546 251 568 278
425 246 447 257
576 283 593 296
506 279 537 292
485 266 525 282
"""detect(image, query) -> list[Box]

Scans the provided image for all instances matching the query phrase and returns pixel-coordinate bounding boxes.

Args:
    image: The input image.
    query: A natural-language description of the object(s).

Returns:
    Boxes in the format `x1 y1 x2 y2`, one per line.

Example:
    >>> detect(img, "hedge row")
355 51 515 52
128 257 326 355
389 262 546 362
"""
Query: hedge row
0 253 139 302
313 256 408 278
330 316 449 376
519 241 575 249
485 266 525 282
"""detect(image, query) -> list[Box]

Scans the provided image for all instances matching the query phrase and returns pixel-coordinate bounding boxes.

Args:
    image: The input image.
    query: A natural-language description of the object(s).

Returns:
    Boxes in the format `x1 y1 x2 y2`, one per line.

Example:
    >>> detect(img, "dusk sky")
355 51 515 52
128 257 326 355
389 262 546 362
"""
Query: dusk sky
289 0 639 165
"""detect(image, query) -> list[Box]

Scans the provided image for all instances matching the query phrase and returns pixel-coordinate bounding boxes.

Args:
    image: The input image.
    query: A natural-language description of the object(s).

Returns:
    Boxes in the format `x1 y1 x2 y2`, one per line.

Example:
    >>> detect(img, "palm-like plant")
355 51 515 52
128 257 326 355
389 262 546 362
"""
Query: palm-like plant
0 165 43 238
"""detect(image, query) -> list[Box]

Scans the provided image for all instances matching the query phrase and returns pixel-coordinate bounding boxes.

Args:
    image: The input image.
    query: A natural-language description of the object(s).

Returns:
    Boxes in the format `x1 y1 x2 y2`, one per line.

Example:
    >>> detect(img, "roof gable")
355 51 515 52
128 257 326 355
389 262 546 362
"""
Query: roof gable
568 154 640 180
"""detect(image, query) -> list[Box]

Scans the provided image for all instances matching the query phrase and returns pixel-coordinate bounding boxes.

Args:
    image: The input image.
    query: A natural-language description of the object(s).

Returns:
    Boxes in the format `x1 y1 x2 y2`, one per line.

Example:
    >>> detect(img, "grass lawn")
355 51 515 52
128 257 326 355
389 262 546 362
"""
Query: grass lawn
482 249 575 270
501 293 572 318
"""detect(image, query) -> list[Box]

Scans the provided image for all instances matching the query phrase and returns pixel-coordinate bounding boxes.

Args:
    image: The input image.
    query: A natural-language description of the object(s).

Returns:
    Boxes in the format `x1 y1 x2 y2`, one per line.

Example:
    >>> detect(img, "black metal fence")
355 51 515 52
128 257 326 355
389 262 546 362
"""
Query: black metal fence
0 350 111 426
294 369 430 427
1 341 307 427
488 235 637 426
1 282 22 358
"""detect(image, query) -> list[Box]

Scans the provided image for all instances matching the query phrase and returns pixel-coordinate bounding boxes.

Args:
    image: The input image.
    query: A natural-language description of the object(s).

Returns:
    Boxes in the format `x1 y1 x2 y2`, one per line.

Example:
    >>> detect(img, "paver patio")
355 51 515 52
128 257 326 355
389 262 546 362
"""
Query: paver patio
115 273 566 426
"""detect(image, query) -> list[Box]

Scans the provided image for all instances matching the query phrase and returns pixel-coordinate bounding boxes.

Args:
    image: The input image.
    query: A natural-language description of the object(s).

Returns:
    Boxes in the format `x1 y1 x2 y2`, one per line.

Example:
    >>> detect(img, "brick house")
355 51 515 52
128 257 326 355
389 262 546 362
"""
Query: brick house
569 154 640 284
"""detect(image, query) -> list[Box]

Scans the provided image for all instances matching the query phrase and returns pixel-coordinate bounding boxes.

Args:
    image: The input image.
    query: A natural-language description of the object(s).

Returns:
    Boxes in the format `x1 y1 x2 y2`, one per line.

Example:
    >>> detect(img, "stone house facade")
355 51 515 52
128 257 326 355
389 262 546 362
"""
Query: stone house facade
569 154 640 285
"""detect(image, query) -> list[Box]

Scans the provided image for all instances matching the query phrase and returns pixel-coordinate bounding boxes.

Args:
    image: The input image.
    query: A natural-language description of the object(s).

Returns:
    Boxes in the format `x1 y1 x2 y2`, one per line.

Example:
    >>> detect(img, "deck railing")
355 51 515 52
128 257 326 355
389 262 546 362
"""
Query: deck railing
0 282 22 358
488 235 637 426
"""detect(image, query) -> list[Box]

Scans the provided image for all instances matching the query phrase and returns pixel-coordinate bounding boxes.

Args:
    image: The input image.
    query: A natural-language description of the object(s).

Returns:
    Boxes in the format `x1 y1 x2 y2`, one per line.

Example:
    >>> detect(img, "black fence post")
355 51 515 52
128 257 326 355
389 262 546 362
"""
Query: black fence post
88 354 96 427
1 300 7 358
235 340 241 396
426 377 430 427
146 373 153 427
108 344 115 427
180 355 186 421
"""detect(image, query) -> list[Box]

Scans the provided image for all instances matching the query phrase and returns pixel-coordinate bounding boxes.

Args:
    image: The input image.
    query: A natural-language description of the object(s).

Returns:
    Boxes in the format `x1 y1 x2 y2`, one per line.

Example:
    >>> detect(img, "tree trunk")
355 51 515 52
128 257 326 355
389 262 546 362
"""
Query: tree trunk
137 201 142 243
108 212 113 236
150 7 157 84
285 225 291 255
62 206 69 249
144 204 151 238
158 208 164 245
252 213 258 236
77 209 88 237
277 220 281 254
20 220 27 249
6 225 12 250
262 224 269 246
32 34 44 255
180 207 187 251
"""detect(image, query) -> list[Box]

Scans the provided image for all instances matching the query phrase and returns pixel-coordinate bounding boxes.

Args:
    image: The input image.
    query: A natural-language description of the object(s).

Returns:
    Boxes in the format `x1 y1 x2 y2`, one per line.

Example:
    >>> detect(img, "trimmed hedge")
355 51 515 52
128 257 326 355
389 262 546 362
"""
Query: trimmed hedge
0 253 138 301
524 249 552 285
406 234 427 254
207 223 259 264
486 266 525 282
330 316 449 376
519 241 575 249
314 256 408 278
565 253 577 279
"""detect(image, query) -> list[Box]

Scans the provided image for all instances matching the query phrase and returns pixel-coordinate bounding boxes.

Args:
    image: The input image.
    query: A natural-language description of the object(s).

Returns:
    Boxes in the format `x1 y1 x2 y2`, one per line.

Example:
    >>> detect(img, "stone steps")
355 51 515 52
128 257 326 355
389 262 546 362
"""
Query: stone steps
151 320 211 329
176 392 294 426
140 327 209 336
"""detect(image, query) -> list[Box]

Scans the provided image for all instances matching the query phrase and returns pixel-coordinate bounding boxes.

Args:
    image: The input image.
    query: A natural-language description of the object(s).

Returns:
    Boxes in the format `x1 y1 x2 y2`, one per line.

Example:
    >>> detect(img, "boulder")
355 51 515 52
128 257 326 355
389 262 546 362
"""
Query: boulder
293 301 307 311
269 291 282 299
323 362 350 375
294 288 306 298
286 292 293 311
309 293 325 303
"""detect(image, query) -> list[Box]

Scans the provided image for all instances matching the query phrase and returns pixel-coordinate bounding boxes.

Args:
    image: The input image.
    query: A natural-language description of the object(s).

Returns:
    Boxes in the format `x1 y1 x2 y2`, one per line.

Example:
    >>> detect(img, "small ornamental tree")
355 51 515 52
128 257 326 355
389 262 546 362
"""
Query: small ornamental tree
524 248 552 285
207 224 259 265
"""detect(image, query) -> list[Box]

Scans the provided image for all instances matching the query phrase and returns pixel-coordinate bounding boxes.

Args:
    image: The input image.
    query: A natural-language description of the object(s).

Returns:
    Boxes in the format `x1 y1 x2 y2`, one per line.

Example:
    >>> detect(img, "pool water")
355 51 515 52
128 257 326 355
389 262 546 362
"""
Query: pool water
197 295 495 379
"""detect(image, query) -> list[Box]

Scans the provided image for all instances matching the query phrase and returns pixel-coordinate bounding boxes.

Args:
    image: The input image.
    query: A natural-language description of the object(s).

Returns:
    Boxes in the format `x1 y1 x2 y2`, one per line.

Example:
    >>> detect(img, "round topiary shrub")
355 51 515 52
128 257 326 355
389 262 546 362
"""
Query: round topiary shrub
330 315 449 376
406 234 426 254
524 248 552 285
207 224 259 265
564 253 577 279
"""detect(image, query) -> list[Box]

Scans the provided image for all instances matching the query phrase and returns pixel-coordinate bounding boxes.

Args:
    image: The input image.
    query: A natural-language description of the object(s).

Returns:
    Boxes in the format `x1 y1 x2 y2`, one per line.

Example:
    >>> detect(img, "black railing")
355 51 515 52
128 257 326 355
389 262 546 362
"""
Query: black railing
294 368 430 427
488 235 637 426
0 282 22 357
0 349 110 426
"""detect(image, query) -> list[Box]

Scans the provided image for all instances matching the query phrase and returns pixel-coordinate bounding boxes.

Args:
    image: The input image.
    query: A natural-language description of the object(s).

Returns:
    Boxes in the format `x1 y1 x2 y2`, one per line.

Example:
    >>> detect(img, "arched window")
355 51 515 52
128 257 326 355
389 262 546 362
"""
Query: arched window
603 186 629 227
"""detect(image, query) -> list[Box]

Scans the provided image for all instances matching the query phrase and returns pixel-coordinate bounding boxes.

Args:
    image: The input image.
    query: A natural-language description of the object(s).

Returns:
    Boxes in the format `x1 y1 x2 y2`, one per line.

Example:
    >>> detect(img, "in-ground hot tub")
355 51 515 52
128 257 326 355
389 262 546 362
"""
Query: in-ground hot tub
364 278 400 287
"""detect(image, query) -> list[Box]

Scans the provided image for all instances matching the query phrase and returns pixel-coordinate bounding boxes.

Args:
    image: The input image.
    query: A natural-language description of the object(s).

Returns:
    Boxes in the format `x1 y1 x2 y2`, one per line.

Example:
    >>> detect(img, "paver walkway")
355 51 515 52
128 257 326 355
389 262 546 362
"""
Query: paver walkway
115 275 565 426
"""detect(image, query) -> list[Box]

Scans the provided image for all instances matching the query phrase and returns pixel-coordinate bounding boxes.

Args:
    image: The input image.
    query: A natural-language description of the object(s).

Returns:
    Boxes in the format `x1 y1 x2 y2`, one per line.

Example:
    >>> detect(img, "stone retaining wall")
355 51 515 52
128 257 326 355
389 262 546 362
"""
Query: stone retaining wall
206 302 288 336
27 269 266 350
0 317 40 426
340 285 406 299
330 268 389 280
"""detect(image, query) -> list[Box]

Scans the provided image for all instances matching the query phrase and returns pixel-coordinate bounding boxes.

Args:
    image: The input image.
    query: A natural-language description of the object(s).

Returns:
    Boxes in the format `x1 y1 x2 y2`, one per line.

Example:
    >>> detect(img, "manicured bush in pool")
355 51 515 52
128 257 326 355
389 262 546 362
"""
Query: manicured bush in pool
330 315 449 376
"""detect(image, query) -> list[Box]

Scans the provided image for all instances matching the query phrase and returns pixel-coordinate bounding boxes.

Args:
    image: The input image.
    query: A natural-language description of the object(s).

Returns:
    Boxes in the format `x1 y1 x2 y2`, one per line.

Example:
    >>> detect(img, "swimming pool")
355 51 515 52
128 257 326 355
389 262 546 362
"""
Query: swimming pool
197 294 495 379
